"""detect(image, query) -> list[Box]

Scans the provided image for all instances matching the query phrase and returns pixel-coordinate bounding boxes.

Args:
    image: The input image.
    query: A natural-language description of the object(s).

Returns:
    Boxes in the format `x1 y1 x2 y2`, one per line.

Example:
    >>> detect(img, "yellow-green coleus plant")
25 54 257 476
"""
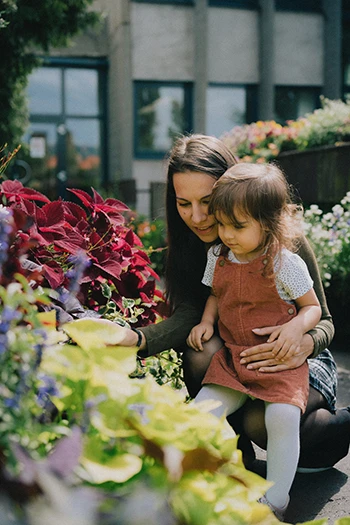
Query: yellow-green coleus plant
41 317 284 525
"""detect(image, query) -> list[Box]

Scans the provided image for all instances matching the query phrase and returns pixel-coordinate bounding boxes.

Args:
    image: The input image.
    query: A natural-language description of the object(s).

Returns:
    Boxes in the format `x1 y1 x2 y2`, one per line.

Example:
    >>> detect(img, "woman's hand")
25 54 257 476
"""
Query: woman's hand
116 326 146 349
239 326 314 372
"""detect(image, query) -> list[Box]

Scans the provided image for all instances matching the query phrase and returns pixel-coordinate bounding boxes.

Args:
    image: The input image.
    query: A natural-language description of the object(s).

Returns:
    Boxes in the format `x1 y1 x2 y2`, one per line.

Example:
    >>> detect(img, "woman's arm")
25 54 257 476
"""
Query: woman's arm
296 235 334 356
118 300 203 357
240 236 334 371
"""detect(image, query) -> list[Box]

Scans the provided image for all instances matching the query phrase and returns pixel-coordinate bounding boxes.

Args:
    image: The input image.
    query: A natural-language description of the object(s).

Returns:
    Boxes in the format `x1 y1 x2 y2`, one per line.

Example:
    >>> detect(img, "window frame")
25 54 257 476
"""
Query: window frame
134 80 193 159
275 0 322 13
28 56 109 187
208 0 258 9
132 0 193 5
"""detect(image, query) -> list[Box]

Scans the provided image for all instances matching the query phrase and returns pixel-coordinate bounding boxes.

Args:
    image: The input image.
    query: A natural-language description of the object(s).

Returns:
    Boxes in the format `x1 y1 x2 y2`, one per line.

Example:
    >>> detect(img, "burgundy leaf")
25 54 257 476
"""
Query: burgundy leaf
41 200 65 226
42 261 65 288
67 188 94 208
0 180 50 203
94 258 122 280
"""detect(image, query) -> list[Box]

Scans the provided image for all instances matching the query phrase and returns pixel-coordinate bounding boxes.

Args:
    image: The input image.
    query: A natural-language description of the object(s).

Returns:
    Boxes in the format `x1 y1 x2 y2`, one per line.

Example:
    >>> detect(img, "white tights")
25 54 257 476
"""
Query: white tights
195 384 301 508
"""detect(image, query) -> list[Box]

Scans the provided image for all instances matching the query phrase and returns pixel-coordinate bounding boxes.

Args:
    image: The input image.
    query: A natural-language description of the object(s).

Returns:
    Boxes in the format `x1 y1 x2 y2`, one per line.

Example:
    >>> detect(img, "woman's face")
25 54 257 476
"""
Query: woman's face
173 171 218 243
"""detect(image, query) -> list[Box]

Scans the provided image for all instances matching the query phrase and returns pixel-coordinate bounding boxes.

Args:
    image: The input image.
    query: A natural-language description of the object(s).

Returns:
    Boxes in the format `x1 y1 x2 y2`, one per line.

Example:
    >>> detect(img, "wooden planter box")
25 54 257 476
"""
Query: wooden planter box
276 142 350 208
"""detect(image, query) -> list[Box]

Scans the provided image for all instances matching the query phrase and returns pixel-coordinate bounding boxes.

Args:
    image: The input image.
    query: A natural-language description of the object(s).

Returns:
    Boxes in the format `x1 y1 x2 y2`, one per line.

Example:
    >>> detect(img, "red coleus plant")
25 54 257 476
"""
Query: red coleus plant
0 180 164 327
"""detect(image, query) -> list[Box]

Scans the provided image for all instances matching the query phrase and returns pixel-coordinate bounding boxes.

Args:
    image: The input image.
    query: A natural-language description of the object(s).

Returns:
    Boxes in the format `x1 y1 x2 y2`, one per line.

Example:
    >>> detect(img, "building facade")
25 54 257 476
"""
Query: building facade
23 0 346 217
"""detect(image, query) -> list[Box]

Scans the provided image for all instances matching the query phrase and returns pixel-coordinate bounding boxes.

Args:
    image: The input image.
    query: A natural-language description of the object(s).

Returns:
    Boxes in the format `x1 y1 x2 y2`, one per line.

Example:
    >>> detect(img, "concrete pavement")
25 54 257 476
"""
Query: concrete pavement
253 343 350 524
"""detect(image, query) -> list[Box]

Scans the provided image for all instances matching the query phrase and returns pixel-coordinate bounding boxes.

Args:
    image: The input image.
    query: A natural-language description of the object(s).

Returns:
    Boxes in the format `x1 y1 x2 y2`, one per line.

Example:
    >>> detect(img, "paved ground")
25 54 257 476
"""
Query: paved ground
253 342 350 524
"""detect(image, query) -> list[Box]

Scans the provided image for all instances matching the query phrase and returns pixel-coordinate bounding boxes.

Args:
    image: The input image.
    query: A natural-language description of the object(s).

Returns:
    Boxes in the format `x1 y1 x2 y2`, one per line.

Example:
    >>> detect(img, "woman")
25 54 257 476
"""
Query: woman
120 134 350 470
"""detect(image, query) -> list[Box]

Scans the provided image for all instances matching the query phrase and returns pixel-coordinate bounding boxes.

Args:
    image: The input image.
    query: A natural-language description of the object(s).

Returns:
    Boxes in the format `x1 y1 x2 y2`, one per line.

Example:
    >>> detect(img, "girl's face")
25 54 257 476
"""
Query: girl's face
216 209 265 262
173 171 218 243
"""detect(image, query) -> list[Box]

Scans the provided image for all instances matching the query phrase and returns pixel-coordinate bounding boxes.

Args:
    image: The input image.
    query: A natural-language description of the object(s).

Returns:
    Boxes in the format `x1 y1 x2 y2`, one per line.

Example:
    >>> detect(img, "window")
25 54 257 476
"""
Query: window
134 81 193 158
24 58 107 199
133 0 193 4
206 84 257 138
208 0 258 8
274 86 321 124
276 0 322 12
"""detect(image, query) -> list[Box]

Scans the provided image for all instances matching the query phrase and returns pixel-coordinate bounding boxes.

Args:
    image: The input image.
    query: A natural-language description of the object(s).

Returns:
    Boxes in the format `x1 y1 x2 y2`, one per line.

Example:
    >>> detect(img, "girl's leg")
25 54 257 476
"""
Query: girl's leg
240 387 350 468
264 402 301 509
181 335 223 398
182 338 256 461
195 384 247 419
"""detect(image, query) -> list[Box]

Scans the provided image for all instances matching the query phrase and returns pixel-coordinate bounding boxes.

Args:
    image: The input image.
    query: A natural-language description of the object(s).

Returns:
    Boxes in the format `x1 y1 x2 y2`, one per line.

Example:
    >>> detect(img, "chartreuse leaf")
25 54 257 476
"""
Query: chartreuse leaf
219 463 271 501
172 471 276 525
41 343 91 382
81 454 142 484
334 520 350 525
90 398 137 438
62 318 133 351
37 310 57 330
128 385 239 455
80 434 142 484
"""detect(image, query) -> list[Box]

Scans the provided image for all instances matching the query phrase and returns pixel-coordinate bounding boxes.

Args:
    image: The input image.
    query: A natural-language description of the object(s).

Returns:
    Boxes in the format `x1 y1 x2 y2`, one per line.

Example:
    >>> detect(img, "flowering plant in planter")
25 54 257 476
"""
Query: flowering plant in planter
303 193 350 342
303 193 350 288
221 119 302 163
221 97 350 163
0 180 164 327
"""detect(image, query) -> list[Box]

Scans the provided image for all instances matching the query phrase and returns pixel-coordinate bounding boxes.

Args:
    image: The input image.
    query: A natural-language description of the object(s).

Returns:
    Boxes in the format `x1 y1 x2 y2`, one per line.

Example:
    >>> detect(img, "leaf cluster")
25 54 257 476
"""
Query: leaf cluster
0 180 164 327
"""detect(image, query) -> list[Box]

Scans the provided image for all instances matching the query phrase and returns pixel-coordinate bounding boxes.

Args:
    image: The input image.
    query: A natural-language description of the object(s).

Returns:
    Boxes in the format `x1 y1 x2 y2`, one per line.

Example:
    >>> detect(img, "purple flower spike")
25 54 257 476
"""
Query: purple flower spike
65 251 90 296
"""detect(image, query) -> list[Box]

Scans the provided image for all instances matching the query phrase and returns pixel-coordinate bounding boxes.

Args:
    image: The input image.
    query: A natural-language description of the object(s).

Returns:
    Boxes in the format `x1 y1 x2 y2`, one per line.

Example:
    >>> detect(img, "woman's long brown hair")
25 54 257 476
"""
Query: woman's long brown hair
165 134 237 312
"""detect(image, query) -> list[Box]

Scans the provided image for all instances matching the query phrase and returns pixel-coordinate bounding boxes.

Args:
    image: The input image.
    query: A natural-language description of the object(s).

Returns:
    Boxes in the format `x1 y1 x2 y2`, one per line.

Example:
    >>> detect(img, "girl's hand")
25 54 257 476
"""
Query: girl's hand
239 326 314 372
187 322 214 352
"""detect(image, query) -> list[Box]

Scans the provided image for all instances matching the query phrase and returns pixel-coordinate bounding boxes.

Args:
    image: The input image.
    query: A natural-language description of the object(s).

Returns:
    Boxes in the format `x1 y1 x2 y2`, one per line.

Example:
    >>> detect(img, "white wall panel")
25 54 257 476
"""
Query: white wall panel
275 12 323 85
132 3 195 80
208 9 259 83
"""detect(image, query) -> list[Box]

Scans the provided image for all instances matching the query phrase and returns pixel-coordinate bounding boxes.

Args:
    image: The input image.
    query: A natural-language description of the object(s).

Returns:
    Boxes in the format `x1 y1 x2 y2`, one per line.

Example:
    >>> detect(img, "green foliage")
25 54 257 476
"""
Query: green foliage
39 316 275 525
128 213 167 276
0 0 100 148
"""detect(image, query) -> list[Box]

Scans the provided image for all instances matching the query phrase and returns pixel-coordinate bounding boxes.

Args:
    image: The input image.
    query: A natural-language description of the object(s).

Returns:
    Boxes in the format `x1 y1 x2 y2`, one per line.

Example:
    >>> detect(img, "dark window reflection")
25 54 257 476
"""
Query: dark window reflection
206 86 247 138
135 82 191 157
274 87 321 124
66 118 101 190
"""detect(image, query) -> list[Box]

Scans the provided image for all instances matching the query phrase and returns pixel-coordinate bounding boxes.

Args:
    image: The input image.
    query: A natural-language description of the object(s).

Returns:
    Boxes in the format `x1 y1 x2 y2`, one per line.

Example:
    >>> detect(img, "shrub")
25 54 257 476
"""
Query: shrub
0 180 164 327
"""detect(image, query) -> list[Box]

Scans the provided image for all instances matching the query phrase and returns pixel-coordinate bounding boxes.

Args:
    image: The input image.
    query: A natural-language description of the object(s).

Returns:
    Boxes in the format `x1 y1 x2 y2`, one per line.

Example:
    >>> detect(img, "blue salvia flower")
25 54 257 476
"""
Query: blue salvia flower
32 328 48 369
0 205 12 276
37 374 60 408
0 306 21 357
65 251 90 296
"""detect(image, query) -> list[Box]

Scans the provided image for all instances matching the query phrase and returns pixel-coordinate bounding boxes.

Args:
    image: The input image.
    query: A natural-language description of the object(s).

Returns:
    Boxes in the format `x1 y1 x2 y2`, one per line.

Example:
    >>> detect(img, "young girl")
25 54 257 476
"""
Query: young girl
187 162 322 520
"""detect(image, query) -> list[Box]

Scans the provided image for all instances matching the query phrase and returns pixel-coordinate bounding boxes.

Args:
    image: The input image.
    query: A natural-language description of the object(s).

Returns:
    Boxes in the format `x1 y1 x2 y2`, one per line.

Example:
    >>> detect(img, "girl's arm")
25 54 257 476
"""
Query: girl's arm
187 294 219 352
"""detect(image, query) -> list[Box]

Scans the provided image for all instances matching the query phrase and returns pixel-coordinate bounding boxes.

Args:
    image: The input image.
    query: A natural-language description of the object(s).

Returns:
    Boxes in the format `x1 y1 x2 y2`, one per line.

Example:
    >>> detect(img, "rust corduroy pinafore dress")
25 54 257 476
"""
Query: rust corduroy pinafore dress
202 252 309 412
